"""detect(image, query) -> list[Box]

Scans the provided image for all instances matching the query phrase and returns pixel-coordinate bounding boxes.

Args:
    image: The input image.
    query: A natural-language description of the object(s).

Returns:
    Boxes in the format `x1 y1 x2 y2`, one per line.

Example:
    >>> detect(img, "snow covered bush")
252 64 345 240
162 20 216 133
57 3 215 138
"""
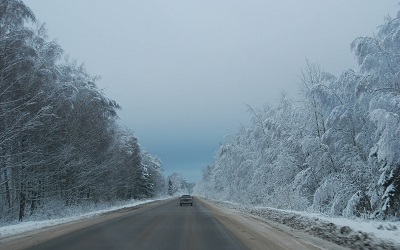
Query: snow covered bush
343 191 372 218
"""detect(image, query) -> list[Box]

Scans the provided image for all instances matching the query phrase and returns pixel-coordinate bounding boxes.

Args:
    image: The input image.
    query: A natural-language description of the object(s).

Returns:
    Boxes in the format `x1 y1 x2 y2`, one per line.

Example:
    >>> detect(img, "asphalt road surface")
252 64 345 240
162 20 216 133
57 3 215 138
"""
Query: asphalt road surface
2 198 349 250
24 198 249 250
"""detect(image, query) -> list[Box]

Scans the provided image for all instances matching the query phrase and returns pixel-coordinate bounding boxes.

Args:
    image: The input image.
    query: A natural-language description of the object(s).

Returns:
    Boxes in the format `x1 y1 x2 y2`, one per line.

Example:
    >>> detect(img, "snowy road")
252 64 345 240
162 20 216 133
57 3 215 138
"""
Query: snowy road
24 198 248 250
2 198 347 250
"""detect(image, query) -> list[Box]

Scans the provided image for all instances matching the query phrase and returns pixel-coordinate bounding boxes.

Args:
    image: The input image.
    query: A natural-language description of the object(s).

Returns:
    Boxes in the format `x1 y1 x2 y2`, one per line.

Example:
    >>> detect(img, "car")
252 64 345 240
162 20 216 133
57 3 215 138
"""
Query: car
179 195 193 206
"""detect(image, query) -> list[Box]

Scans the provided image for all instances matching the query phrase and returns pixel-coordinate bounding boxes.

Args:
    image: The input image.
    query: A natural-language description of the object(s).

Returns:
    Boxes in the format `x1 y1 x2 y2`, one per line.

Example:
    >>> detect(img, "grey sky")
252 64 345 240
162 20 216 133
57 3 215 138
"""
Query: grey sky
24 0 398 182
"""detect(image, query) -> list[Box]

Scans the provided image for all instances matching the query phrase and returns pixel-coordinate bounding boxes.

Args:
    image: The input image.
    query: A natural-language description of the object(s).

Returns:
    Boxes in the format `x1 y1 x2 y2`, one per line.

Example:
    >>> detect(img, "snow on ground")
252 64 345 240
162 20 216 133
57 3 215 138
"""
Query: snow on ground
0 198 166 239
205 198 400 250
294 212 400 244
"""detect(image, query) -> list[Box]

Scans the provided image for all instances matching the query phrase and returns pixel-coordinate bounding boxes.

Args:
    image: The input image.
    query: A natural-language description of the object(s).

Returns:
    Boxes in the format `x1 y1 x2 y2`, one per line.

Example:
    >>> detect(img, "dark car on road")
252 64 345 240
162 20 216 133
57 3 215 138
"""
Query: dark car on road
180 195 193 206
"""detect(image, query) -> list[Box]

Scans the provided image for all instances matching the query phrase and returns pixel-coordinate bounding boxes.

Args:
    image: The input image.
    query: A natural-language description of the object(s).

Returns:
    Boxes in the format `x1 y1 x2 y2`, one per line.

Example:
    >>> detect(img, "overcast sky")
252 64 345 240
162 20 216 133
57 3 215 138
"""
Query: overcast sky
24 0 398 182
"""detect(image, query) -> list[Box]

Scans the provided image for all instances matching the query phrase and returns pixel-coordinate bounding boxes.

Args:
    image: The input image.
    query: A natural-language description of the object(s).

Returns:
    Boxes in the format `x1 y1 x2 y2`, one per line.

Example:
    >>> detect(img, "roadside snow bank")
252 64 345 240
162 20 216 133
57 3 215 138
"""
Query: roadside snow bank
206 198 400 250
0 198 166 239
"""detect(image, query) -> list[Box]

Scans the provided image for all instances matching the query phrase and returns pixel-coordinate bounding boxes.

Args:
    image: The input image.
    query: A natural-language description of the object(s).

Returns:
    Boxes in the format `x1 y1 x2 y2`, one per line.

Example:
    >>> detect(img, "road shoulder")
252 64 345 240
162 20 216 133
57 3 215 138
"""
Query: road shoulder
198 197 349 250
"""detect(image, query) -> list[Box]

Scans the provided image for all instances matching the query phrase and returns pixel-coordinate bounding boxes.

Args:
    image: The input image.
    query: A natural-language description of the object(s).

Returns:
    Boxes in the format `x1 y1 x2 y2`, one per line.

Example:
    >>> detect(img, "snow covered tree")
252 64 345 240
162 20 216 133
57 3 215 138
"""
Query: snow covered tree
351 11 400 219
141 151 165 196
0 1 165 223
166 173 188 196
195 7 400 220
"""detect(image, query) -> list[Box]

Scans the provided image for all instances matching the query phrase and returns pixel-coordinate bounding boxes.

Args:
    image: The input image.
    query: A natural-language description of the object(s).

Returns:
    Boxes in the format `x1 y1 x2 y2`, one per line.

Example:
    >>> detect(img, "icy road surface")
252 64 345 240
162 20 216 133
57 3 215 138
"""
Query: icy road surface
0 197 349 250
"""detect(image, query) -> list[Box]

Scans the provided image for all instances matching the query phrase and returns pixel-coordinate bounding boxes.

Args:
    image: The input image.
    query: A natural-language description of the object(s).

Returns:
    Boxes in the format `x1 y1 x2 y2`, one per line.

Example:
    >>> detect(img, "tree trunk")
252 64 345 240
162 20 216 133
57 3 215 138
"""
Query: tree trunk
3 167 11 209
30 190 37 216
19 188 26 221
